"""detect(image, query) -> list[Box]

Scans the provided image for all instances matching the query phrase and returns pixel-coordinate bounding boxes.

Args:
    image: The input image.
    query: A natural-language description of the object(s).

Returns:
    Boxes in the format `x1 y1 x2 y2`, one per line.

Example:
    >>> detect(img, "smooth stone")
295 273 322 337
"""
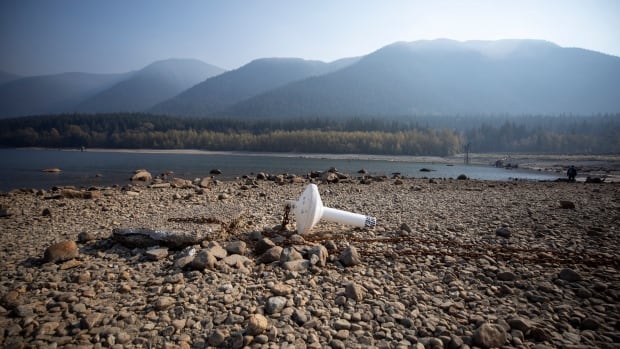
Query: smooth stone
266 296 287 314
246 314 269 335
44 240 79 263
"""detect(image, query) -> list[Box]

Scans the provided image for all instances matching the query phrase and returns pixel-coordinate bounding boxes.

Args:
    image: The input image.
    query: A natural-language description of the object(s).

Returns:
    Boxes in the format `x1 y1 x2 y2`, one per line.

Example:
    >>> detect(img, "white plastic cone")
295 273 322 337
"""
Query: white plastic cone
286 184 377 234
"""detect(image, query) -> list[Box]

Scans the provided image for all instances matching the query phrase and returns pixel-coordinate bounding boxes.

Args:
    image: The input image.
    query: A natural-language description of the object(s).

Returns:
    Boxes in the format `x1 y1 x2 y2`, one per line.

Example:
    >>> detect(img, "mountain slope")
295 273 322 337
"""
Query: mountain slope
152 57 359 116
223 39 620 118
0 70 22 86
0 72 131 118
77 59 224 113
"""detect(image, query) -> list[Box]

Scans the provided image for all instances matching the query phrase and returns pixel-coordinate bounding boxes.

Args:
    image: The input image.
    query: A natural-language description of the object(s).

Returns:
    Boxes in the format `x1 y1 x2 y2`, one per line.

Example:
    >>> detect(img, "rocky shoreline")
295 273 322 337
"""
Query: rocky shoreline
1 171 619 349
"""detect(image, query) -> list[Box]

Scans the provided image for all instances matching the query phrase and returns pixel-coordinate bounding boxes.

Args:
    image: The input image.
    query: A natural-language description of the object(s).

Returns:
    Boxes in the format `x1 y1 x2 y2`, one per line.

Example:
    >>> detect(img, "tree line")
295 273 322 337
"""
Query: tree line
0 113 618 155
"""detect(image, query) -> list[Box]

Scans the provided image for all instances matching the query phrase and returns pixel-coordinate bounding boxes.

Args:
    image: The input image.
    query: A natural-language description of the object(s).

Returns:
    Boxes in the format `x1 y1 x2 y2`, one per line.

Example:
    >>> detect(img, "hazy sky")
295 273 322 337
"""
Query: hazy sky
1 0 619 76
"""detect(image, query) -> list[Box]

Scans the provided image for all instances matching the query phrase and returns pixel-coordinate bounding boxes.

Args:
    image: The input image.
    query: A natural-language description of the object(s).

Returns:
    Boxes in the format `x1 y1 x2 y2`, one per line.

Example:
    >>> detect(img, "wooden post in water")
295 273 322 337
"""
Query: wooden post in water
464 143 471 165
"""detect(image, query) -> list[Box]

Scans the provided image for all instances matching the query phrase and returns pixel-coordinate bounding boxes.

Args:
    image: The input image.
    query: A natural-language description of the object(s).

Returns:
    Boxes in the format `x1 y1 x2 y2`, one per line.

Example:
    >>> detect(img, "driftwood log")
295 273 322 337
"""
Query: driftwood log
112 227 219 249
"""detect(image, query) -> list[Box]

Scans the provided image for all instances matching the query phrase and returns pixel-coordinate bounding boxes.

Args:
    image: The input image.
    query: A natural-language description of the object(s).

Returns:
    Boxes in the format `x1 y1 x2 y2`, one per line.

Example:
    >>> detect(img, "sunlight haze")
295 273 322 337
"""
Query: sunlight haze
1 0 619 75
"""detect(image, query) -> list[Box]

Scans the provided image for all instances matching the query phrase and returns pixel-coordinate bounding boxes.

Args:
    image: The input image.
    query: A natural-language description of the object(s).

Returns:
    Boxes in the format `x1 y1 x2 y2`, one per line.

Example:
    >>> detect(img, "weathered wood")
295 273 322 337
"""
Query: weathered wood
112 227 219 248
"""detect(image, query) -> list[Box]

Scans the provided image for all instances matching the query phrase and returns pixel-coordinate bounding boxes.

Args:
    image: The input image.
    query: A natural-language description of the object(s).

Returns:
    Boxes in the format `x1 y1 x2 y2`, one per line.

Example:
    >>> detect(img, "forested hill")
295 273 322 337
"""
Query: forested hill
221 39 620 118
1 113 618 155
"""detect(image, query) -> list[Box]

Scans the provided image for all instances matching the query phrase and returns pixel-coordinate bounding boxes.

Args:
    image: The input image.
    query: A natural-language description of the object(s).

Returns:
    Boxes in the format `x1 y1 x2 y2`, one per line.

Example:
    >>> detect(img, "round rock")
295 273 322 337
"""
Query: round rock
44 240 79 263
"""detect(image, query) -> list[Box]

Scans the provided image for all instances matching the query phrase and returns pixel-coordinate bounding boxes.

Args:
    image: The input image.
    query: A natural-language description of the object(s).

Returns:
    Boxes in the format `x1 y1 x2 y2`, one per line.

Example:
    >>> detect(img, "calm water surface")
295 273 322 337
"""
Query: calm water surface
0 149 559 191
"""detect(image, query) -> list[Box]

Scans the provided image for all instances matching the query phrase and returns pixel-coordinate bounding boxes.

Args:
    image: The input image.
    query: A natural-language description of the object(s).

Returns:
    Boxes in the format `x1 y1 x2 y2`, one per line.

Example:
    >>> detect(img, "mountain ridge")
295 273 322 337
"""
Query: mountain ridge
1 39 619 119
218 39 620 118
76 58 224 113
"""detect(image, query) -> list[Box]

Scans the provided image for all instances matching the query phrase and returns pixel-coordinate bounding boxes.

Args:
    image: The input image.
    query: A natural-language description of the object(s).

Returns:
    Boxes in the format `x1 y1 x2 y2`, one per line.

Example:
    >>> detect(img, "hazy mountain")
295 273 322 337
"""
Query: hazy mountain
223 39 620 118
0 72 131 118
0 70 22 86
77 59 224 113
152 57 359 116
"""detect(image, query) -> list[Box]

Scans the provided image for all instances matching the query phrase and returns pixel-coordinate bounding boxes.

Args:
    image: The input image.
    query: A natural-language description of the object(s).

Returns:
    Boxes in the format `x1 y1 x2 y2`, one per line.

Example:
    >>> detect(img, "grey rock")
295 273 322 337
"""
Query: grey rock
80 313 104 330
448 335 464 349
154 297 175 311
473 323 507 348
222 254 252 268
280 246 303 263
495 227 511 238
145 247 169 261
559 200 576 209
559 268 582 282
345 282 365 301
255 238 276 255
497 271 517 281
266 296 287 314
581 317 600 330
282 259 310 271
0 208 13 218
334 319 351 330
77 231 95 243
292 309 308 325
308 245 328 267
112 227 217 248
226 240 247 255
330 339 346 349
187 250 216 270
206 241 228 259
258 246 283 264
340 245 362 267
507 317 534 332
209 329 228 346
174 255 194 269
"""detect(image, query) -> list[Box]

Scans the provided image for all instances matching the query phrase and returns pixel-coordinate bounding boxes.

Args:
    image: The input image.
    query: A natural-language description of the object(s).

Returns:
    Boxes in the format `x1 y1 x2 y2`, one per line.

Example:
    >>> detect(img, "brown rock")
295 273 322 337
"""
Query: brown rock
255 238 276 255
271 283 293 296
187 250 216 270
131 170 152 182
60 189 101 199
145 247 169 261
246 314 269 335
226 240 247 255
473 323 507 348
559 200 576 209
340 245 362 267
171 177 193 188
345 282 365 301
258 246 283 264
77 231 95 243
154 297 175 311
44 240 79 263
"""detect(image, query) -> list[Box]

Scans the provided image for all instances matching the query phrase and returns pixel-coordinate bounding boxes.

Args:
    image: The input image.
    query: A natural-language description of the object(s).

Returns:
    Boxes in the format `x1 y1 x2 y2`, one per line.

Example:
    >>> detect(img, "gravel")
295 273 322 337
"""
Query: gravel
1 174 619 348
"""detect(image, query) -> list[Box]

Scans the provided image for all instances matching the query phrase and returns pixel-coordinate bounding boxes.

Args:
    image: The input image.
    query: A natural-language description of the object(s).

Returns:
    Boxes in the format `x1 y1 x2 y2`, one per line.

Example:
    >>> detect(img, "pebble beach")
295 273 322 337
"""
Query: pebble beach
1 171 619 349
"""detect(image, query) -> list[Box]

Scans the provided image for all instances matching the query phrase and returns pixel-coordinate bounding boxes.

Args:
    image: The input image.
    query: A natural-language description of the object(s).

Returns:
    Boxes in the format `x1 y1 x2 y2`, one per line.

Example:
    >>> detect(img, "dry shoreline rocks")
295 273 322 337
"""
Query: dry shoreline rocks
1 171 619 349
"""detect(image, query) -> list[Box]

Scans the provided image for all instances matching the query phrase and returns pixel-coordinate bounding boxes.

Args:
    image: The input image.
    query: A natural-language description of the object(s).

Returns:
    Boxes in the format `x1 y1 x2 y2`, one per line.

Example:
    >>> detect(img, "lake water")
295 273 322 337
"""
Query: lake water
0 148 559 191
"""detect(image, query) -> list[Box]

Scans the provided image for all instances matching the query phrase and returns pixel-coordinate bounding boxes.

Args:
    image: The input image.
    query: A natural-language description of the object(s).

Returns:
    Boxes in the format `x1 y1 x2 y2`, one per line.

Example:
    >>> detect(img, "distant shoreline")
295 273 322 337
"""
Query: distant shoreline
11 147 620 182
